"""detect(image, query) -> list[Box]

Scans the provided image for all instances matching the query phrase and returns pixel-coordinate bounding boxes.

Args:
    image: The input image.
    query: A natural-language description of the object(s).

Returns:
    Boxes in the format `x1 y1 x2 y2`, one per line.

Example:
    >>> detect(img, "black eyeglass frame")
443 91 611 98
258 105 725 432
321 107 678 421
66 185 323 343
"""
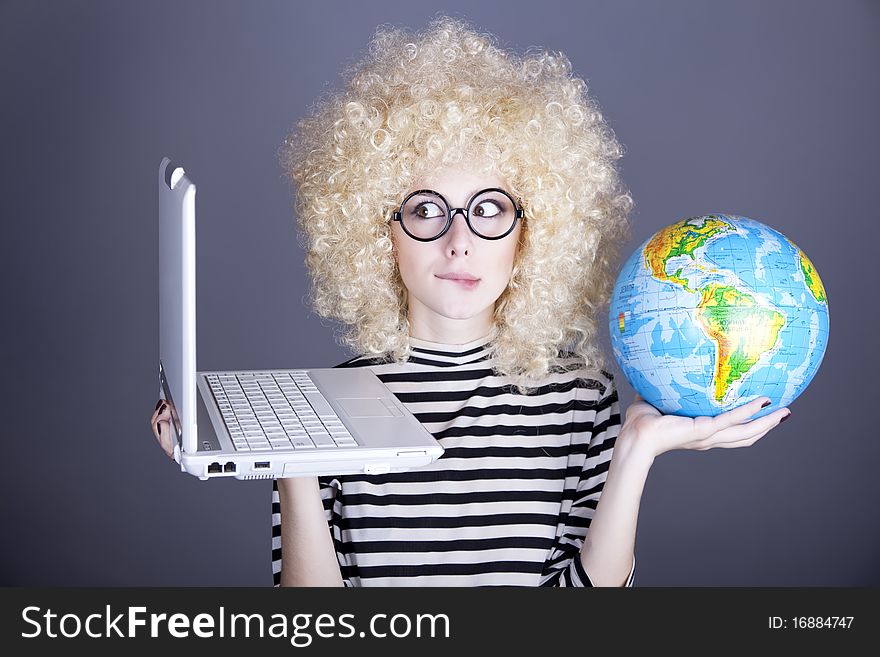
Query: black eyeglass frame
391 187 525 242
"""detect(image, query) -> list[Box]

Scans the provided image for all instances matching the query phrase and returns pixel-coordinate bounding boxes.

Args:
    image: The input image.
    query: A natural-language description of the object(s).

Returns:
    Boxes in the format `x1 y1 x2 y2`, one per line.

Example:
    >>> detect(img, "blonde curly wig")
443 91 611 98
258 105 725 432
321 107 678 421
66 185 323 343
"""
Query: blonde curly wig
279 14 634 394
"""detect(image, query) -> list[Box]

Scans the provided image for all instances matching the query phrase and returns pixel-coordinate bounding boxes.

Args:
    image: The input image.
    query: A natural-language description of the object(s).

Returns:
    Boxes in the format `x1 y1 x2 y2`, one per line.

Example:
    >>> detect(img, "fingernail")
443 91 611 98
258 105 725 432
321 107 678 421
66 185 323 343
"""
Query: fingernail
779 412 791 423
155 399 164 411
761 399 771 408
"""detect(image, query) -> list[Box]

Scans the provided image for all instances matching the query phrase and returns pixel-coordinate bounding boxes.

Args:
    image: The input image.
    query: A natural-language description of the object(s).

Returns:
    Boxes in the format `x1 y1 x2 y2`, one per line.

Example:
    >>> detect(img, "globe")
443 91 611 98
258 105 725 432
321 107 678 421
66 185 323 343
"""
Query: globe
608 214 829 419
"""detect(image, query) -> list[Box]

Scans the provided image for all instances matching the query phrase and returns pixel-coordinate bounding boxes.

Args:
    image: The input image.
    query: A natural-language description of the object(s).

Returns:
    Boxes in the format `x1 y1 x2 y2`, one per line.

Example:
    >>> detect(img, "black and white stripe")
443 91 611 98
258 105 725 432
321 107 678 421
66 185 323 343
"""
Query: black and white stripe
271 333 635 587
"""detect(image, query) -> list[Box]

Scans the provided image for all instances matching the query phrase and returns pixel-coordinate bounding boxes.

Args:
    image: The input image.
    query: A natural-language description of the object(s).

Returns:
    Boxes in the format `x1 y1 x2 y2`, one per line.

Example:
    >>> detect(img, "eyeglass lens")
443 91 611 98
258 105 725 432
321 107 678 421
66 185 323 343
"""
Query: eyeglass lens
400 190 517 239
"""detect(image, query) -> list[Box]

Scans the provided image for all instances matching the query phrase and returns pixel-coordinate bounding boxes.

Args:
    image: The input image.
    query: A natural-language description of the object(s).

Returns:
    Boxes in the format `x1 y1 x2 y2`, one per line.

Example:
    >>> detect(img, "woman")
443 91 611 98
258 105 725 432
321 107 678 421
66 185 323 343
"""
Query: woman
150 16 790 587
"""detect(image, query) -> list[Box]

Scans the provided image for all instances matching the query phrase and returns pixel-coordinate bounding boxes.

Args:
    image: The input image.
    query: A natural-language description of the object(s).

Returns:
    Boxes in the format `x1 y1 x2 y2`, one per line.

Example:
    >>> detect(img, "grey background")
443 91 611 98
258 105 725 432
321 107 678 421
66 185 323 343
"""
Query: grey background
2 0 877 586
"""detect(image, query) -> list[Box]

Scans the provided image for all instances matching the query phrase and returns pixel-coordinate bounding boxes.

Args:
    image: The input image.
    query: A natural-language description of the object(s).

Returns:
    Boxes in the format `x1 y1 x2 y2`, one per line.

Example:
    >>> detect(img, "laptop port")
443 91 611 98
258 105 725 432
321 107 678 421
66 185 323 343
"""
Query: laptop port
207 462 222 474
254 462 270 470
224 462 236 473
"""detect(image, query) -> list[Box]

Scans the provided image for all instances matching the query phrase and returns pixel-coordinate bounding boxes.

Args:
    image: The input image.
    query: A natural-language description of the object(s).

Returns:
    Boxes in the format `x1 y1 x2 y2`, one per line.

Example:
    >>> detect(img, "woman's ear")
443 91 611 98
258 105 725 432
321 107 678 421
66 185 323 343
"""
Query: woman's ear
388 220 401 262
514 220 527 258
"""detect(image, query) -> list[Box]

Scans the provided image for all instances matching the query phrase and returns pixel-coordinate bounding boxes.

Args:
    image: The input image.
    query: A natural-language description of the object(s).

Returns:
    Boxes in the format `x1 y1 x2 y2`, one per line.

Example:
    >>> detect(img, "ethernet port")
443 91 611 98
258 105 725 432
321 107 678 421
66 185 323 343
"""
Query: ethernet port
207 462 222 474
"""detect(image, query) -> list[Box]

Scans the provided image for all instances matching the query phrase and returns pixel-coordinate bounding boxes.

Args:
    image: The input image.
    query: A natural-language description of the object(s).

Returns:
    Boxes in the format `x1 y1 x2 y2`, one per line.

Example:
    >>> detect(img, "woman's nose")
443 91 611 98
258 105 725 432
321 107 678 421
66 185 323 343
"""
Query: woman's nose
445 208 474 254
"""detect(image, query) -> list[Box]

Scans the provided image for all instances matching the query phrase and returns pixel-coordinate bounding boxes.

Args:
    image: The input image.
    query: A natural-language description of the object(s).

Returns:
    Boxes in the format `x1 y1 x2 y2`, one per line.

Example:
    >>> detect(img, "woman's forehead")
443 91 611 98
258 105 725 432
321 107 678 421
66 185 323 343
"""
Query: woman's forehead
410 165 508 193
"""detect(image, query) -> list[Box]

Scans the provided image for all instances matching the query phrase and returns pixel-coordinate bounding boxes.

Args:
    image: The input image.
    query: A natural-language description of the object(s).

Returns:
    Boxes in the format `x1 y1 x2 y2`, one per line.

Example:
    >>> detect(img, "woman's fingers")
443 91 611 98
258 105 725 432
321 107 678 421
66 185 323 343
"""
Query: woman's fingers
691 397 773 440
150 400 168 432
718 426 774 449
697 426 773 450
150 400 175 458
157 421 174 458
697 407 790 449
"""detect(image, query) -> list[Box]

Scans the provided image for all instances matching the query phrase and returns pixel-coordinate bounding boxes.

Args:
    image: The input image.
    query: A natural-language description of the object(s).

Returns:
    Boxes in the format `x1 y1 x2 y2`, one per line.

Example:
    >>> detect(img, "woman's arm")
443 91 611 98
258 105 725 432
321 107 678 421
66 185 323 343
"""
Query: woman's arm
578 428 652 587
579 393 789 586
277 476 344 587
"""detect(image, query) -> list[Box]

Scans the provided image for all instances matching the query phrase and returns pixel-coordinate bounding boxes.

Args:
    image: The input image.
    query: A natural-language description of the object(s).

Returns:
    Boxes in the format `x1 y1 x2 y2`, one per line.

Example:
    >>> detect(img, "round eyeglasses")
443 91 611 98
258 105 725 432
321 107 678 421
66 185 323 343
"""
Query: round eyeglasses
391 188 525 241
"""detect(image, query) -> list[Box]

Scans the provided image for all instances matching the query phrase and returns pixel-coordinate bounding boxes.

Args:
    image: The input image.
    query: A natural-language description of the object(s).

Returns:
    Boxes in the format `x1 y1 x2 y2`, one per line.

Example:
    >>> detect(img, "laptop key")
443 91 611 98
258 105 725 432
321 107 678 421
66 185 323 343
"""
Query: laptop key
303 392 337 418
309 433 336 447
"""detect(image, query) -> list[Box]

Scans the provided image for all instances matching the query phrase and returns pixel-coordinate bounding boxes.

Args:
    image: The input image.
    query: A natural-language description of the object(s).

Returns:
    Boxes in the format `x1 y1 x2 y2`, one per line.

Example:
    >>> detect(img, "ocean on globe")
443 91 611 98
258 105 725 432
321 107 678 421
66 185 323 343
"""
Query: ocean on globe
609 214 829 419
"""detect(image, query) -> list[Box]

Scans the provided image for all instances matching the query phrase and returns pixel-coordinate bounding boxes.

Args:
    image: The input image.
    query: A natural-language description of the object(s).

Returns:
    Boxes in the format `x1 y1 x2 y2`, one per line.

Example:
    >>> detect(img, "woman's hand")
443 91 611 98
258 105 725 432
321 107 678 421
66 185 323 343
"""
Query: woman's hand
620 394 791 461
149 399 177 459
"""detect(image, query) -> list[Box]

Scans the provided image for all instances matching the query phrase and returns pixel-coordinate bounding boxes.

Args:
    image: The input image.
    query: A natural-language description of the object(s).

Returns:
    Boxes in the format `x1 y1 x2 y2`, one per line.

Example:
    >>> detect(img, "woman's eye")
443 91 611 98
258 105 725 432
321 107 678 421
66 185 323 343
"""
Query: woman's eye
473 200 502 218
414 202 444 218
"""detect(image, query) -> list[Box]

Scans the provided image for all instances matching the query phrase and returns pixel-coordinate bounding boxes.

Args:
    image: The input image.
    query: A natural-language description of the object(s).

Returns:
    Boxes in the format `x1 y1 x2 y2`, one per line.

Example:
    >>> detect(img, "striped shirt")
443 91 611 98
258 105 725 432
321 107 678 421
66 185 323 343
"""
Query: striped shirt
271 332 635 587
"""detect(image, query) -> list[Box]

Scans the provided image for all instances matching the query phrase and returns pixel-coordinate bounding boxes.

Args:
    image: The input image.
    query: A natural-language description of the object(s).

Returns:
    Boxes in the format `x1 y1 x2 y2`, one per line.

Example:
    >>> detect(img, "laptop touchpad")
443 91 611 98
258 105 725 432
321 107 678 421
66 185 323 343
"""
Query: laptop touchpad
337 398 394 418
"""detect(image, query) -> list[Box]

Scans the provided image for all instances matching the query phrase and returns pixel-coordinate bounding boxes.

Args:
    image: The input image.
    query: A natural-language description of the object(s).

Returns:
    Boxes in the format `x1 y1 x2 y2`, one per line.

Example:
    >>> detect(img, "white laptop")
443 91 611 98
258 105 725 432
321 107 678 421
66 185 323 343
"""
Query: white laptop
158 157 443 480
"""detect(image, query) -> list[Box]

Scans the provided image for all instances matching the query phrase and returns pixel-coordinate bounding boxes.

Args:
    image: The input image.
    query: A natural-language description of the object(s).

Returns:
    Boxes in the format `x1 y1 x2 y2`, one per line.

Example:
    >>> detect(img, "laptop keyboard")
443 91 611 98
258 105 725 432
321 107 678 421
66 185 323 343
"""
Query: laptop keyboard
206 371 358 452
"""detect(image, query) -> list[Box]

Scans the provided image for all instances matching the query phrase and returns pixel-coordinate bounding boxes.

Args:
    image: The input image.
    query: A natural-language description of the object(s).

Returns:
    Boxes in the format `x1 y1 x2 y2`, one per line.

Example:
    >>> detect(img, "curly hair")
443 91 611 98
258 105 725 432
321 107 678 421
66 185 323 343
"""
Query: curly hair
278 14 633 394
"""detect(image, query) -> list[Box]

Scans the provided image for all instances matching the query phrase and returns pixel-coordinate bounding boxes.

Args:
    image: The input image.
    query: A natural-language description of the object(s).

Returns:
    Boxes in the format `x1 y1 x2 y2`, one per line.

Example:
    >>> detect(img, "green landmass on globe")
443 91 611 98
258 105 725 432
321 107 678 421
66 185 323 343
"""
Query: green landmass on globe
696 283 785 402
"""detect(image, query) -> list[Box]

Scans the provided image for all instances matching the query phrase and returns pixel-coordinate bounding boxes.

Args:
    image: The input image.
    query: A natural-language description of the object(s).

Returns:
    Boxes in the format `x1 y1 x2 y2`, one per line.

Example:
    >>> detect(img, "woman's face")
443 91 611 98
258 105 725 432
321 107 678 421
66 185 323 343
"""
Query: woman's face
390 165 522 343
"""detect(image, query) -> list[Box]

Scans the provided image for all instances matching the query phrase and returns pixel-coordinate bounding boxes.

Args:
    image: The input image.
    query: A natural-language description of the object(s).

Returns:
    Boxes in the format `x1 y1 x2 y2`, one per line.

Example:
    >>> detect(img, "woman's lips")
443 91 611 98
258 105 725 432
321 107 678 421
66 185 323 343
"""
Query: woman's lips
436 275 480 289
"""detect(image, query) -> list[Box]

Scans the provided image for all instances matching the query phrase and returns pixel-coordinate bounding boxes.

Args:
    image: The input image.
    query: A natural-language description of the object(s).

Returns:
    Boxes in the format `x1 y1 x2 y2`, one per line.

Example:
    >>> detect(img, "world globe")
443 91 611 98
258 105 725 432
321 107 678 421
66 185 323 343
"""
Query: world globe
608 214 829 419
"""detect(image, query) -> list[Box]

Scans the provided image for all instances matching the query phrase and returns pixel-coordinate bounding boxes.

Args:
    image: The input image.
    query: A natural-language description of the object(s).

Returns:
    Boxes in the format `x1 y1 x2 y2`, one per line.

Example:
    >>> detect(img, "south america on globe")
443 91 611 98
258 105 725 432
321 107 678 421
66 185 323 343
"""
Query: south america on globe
609 214 829 419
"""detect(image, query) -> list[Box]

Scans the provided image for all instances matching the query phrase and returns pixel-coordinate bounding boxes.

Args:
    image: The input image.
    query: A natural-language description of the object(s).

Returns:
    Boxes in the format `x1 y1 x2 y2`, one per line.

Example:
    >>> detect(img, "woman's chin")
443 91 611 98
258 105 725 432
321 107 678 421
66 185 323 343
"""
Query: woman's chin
435 302 493 321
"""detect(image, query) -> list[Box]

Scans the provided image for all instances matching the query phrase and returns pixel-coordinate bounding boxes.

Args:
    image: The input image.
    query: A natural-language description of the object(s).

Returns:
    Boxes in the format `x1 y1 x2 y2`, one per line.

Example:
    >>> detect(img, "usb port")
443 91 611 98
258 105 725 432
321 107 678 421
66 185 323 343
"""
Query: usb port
254 462 270 470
